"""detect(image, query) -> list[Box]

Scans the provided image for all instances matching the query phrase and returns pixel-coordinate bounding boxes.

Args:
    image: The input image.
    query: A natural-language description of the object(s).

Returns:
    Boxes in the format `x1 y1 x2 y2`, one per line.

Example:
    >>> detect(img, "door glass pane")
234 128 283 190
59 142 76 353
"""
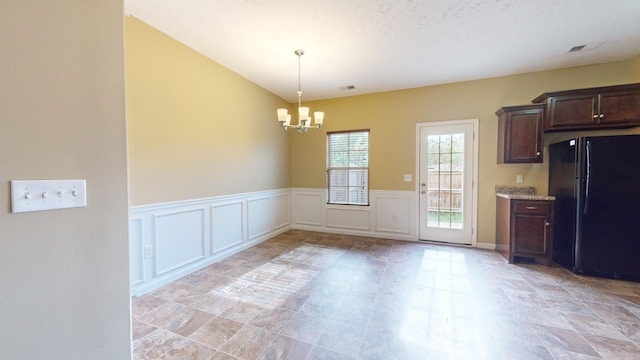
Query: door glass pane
452 133 464 153
452 153 464 172
426 133 465 229
440 134 452 153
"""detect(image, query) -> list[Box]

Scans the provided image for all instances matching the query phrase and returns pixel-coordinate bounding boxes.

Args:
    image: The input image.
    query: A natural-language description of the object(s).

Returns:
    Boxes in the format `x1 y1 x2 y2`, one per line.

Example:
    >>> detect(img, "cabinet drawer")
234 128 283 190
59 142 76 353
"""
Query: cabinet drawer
513 201 551 215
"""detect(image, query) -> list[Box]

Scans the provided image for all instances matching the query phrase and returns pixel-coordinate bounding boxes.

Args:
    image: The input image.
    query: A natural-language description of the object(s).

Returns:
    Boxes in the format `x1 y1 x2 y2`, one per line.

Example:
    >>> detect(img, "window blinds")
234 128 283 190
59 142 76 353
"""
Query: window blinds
326 130 369 205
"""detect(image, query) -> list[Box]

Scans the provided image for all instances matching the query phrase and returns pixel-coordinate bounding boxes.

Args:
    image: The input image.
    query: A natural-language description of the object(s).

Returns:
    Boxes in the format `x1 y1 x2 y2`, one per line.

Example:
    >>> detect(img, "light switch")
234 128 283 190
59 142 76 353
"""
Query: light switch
11 179 87 213
404 174 412 182
516 175 524 183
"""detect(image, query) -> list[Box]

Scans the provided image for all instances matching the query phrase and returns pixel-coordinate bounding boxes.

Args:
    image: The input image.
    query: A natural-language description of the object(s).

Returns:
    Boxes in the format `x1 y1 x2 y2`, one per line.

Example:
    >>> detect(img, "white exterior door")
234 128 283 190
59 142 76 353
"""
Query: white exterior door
418 120 477 245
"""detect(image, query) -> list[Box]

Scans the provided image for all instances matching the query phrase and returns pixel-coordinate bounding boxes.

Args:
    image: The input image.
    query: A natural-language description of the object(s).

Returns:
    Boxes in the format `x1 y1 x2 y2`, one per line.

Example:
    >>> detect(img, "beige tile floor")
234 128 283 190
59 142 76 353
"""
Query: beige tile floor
131 230 640 360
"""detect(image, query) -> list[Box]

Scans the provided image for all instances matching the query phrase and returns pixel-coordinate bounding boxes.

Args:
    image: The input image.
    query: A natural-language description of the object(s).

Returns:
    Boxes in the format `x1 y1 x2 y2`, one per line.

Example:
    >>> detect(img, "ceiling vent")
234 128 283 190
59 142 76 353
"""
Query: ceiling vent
569 45 587 52
339 85 357 91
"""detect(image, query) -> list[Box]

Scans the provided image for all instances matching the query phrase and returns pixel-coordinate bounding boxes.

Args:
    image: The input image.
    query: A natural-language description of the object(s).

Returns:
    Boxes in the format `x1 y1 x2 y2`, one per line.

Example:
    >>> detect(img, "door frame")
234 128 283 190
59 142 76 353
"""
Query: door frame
415 119 479 246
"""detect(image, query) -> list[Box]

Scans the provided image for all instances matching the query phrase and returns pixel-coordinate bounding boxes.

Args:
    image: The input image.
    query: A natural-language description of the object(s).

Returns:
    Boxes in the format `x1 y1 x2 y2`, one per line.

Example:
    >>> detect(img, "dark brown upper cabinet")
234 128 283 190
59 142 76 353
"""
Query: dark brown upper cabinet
496 104 544 164
532 83 640 132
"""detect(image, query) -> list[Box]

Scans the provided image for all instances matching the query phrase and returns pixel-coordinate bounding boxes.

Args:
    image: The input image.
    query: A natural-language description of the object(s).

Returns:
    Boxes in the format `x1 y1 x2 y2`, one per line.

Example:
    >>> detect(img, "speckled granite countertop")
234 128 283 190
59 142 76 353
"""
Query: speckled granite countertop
495 186 555 201
496 193 555 200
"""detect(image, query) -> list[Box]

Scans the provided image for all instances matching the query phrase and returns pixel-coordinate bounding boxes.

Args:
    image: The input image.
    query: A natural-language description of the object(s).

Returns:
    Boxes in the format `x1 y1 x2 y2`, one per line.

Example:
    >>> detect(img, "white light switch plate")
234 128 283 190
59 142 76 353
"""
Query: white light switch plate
403 174 412 182
11 179 87 213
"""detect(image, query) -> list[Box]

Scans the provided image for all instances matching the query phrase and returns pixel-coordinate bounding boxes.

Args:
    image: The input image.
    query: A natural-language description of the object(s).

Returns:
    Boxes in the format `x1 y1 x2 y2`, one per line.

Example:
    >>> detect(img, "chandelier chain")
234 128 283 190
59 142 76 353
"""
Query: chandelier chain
297 50 303 109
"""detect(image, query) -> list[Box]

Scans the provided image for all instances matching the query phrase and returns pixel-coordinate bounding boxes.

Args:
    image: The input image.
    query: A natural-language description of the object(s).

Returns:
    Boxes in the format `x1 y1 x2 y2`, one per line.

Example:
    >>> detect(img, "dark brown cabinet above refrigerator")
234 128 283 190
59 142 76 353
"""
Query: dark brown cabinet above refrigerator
532 83 640 132
496 104 545 164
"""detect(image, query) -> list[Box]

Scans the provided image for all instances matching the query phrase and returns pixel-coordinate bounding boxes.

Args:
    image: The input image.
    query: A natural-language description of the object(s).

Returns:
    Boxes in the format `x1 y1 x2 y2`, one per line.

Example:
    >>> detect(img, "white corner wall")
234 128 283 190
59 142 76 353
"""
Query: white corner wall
0 1 131 359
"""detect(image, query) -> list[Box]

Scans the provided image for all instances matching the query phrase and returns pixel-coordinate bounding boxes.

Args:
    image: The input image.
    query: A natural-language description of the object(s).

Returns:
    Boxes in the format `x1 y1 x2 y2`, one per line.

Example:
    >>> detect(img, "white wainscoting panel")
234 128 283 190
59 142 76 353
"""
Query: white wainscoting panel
272 193 291 230
210 201 244 254
326 206 370 230
130 189 290 296
154 208 206 276
291 188 418 241
375 196 412 234
248 197 271 240
292 191 324 226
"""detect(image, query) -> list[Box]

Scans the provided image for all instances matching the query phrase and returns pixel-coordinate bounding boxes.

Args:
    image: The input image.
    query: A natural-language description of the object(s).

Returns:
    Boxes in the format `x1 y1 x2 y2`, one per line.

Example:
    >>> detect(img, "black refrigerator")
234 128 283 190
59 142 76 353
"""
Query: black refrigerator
549 135 640 280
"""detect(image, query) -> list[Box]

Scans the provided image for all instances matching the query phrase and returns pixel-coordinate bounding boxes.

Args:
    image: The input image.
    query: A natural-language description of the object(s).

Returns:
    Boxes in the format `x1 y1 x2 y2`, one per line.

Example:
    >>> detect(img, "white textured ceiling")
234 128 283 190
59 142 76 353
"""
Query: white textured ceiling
125 0 640 103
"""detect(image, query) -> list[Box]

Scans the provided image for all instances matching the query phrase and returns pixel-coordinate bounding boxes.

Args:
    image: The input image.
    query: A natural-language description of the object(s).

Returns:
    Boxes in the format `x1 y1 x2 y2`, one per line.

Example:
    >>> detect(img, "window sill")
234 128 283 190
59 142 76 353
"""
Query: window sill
326 203 370 209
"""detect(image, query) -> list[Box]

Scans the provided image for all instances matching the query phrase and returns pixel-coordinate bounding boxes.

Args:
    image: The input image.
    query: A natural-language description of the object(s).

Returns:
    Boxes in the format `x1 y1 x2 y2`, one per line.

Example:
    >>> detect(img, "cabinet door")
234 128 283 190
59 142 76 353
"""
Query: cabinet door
598 89 640 126
497 105 544 164
505 109 543 163
512 214 549 256
545 95 598 131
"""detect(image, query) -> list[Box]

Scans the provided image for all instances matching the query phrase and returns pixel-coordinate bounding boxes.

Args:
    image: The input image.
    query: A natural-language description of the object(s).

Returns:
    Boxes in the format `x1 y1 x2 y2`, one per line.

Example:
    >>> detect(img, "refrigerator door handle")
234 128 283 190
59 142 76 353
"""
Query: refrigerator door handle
584 140 591 215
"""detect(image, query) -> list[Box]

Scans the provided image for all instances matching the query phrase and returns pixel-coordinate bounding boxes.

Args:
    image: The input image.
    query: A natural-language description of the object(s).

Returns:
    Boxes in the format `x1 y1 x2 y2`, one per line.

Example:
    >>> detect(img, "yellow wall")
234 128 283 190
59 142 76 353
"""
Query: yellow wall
631 55 640 82
124 17 640 246
0 1 131 359
125 17 291 205
291 61 639 244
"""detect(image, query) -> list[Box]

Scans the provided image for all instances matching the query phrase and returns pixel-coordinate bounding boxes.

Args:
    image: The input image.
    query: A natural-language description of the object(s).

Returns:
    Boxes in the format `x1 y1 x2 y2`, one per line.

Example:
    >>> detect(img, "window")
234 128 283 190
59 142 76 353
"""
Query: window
326 130 369 205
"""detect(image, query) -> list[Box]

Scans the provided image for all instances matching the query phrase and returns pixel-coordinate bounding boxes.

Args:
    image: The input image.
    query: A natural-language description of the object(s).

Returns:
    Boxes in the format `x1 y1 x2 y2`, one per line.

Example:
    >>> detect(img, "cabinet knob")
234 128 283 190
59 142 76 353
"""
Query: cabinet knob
536 151 541 156
593 115 598 119
545 221 550 226
599 114 605 119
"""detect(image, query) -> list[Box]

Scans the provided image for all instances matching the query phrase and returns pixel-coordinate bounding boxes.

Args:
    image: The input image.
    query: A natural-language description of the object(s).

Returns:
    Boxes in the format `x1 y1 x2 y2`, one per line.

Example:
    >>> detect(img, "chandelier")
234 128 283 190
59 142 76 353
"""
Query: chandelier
277 49 324 133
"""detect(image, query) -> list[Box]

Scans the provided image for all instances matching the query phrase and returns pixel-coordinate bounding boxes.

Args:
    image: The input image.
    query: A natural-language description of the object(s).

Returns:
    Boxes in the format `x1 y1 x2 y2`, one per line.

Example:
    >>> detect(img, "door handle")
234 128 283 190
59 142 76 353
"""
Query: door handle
584 140 591 215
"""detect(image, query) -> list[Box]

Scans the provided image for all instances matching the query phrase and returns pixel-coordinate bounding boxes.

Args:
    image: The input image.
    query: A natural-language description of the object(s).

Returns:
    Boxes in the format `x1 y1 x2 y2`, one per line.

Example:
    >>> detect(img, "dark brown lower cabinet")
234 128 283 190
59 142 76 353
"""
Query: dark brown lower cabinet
496 196 554 265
